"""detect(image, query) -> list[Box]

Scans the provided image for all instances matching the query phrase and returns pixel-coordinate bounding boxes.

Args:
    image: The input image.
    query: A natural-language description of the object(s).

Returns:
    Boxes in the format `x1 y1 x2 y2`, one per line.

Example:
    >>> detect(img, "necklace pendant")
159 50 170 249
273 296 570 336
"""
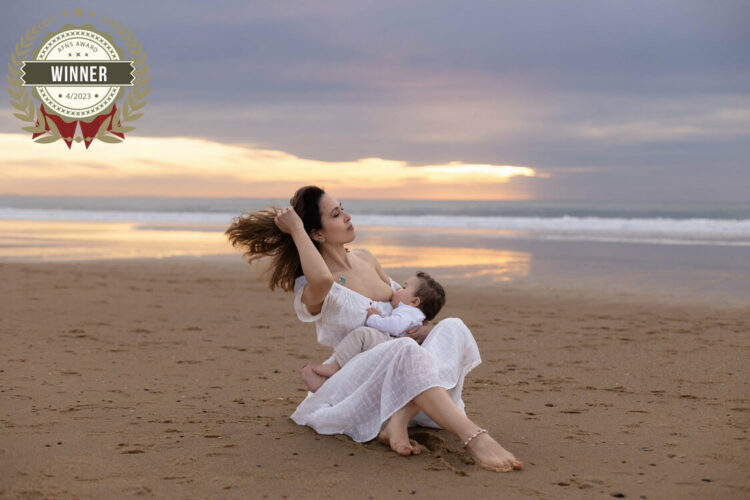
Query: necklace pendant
338 276 346 285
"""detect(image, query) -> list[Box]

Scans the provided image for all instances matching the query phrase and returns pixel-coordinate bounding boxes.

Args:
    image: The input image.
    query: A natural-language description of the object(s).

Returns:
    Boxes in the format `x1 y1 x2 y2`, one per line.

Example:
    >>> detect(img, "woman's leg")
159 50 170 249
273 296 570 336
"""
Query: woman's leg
410 317 481 429
413 387 523 472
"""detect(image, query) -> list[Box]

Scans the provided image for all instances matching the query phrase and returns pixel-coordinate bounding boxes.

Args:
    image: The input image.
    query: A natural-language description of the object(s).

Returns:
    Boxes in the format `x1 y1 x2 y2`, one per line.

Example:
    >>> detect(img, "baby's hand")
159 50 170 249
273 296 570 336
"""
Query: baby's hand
366 307 381 318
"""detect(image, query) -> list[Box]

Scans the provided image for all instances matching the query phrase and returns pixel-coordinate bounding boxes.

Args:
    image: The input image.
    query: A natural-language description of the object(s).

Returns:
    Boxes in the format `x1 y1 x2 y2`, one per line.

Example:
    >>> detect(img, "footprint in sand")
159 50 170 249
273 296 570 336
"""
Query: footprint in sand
409 430 473 475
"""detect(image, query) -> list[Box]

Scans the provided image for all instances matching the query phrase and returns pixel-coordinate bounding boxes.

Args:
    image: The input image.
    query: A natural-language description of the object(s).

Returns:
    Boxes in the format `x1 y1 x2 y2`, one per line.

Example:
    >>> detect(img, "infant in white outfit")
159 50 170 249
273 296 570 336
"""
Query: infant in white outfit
303 271 446 393
364 289 426 336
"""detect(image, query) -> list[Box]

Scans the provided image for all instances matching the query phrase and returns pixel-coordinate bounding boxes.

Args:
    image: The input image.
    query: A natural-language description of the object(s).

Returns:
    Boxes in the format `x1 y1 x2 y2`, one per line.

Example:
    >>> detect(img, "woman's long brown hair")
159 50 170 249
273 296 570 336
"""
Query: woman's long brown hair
225 186 326 292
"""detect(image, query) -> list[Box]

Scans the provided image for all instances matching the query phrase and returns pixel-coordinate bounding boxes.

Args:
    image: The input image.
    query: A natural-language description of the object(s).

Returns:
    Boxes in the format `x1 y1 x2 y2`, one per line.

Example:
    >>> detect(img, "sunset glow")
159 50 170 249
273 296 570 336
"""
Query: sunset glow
0 219 531 281
0 133 541 200
417 162 542 182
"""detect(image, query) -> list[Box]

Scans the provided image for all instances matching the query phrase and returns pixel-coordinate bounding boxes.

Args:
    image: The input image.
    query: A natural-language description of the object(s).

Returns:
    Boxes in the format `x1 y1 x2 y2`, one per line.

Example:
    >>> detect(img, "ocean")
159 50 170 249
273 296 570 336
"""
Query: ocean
1 195 749 247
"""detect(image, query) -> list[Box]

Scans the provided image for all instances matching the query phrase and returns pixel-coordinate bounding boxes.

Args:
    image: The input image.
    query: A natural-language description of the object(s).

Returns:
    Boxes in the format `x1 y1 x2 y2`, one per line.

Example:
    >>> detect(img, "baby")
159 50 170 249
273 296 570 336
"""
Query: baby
304 271 446 392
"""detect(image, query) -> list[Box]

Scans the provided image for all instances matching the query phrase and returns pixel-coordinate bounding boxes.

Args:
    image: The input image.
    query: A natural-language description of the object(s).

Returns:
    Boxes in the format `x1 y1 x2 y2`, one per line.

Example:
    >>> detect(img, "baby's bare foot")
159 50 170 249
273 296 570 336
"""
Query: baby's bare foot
300 364 328 392
311 362 339 378
465 432 523 472
377 419 422 456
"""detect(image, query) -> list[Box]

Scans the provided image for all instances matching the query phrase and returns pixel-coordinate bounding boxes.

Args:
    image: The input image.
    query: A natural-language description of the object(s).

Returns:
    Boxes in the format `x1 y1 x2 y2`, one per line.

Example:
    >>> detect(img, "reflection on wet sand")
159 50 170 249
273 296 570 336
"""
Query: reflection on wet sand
360 243 530 282
0 220 230 261
0 221 530 281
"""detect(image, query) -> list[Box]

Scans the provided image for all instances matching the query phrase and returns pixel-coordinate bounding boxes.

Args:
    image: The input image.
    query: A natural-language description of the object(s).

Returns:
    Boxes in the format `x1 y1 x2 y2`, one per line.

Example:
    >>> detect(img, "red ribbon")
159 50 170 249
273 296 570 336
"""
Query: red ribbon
32 104 125 149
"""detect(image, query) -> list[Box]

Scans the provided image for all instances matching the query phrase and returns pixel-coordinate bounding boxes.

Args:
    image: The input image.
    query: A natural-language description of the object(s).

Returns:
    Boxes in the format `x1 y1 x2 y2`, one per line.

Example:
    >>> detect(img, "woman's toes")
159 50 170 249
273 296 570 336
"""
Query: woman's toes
480 462 507 472
494 459 514 472
409 439 422 455
394 443 411 455
389 438 419 456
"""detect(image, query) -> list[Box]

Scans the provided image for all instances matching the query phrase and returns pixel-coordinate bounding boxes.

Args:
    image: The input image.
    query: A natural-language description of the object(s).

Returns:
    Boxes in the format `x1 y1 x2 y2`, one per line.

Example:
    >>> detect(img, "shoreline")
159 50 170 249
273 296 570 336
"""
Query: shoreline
1 217 749 308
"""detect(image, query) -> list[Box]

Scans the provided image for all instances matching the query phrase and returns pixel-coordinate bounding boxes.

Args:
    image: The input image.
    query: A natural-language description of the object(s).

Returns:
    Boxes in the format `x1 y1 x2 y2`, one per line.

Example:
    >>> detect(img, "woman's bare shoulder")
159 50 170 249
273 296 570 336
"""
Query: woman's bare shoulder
350 247 373 259
350 247 380 266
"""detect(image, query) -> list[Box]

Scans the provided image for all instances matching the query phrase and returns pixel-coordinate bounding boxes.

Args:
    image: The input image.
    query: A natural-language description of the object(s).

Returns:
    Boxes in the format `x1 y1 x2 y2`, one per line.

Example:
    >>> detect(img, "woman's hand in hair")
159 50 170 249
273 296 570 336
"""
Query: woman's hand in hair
405 320 433 345
274 206 304 235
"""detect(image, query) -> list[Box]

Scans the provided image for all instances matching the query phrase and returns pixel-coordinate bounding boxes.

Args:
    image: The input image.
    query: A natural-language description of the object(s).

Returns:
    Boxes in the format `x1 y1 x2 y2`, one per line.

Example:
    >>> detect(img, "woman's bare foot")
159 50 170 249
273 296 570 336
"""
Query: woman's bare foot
465 432 523 472
300 364 328 392
378 426 422 456
311 361 340 378
377 408 422 456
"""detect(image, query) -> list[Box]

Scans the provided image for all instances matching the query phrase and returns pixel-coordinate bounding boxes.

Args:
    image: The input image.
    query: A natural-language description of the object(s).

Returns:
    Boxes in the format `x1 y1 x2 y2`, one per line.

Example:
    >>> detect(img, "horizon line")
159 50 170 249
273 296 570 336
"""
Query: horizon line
0 193 748 206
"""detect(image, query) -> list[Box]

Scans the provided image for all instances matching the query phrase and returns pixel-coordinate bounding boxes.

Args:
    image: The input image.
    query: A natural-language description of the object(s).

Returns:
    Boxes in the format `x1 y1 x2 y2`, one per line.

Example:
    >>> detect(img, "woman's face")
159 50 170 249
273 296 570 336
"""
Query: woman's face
315 193 355 245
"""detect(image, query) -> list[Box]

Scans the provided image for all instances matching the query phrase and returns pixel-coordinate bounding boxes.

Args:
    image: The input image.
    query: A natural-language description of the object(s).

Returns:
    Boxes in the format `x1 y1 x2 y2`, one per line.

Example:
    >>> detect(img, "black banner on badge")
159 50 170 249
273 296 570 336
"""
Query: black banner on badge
20 61 135 86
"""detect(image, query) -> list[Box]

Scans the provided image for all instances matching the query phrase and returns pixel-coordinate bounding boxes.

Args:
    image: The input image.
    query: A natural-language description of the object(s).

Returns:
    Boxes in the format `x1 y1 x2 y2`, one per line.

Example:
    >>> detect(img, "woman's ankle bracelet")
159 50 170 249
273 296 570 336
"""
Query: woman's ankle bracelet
463 428 488 447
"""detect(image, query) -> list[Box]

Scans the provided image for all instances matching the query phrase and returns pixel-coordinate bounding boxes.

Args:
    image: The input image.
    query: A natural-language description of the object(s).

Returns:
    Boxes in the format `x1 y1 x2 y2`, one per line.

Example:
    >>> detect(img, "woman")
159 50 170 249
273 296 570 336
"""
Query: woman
225 186 522 472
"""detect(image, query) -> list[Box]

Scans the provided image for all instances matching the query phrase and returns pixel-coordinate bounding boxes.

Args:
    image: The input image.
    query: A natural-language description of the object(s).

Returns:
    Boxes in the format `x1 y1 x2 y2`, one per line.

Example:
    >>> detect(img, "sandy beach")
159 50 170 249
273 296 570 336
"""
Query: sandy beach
1 255 748 499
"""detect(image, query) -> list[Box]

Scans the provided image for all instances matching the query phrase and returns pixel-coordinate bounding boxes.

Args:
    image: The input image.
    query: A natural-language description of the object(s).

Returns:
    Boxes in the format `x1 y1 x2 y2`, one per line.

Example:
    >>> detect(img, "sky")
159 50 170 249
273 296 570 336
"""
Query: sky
1 0 749 202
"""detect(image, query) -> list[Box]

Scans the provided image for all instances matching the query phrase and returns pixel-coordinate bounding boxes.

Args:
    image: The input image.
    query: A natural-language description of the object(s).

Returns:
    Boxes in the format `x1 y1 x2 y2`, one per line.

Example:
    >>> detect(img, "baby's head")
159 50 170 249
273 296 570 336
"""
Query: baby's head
391 271 446 321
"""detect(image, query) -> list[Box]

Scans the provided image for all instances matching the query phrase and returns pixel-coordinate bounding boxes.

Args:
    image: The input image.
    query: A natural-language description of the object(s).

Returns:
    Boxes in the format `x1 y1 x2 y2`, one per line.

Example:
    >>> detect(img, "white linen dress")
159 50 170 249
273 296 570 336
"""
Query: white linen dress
289 274 482 442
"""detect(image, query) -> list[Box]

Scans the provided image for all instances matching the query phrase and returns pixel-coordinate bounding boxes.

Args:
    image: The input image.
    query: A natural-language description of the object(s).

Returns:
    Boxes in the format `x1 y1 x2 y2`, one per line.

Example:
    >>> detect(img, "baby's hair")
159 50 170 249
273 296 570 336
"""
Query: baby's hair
414 271 446 321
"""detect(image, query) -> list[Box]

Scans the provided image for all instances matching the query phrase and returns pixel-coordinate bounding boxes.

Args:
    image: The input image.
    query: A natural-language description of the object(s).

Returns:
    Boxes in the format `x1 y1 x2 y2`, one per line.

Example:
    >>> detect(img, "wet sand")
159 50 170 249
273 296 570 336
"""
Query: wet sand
1 256 748 499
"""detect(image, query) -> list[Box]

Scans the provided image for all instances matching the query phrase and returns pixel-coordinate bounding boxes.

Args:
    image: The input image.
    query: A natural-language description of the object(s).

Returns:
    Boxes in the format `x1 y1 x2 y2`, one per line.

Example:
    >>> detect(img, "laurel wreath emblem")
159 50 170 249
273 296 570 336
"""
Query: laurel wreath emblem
5 14 150 145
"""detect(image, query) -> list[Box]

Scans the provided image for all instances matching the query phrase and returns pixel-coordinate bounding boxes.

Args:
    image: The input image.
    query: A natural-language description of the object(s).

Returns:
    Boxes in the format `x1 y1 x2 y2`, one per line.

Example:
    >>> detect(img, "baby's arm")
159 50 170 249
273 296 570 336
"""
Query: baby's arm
366 310 413 336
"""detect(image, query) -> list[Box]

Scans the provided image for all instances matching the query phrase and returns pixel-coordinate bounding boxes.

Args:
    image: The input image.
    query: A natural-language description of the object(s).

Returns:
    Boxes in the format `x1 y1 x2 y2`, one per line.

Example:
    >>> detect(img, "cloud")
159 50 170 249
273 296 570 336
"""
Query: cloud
564 104 750 144
0 133 542 199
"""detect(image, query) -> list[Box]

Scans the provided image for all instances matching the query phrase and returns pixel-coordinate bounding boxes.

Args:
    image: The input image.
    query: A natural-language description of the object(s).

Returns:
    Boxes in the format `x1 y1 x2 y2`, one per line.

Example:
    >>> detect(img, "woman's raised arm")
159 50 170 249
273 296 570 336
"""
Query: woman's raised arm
274 207 333 308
